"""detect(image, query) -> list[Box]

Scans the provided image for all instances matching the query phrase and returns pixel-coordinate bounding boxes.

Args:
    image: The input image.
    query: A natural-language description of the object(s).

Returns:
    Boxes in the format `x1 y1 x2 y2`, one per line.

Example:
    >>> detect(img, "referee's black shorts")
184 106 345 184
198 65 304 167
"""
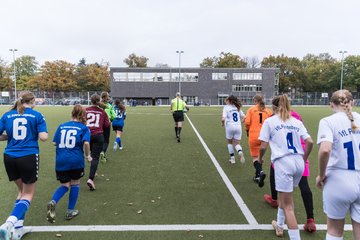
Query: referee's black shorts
4 153 39 184
173 111 184 122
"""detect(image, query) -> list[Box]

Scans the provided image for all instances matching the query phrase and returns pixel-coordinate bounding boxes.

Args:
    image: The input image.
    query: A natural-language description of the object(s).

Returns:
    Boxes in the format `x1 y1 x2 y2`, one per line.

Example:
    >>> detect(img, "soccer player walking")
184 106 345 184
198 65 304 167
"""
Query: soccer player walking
0 91 48 240
85 94 110 191
245 94 272 187
46 105 91 223
258 95 313 240
170 92 189 143
221 95 245 164
100 92 116 163
112 99 126 151
316 90 360 240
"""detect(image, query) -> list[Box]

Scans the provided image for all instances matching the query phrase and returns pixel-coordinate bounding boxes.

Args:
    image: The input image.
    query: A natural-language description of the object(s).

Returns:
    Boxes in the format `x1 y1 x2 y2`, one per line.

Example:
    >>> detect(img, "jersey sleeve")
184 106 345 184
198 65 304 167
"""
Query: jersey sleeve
37 113 48 133
222 107 227 119
244 108 252 130
82 126 91 143
103 112 110 128
317 118 333 144
258 119 271 142
52 126 61 144
298 121 310 140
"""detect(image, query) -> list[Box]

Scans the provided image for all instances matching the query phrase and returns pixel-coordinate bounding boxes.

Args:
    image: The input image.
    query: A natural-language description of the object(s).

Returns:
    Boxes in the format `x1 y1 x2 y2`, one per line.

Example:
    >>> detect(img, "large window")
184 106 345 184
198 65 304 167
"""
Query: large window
212 73 227 80
184 96 197 104
143 72 155 81
113 72 127 82
156 73 170 82
183 73 199 82
128 72 141 81
233 73 262 80
232 84 262 92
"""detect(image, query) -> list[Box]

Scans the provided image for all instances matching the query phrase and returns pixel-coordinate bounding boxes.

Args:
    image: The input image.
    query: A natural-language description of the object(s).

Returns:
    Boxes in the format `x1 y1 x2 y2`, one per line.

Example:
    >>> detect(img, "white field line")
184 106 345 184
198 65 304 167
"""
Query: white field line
27 224 352 232
185 114 258 225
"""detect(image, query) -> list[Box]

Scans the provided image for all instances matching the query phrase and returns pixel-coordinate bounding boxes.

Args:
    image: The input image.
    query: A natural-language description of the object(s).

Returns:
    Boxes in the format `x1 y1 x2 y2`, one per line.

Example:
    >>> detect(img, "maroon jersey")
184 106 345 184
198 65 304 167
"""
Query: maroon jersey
86 106 110 135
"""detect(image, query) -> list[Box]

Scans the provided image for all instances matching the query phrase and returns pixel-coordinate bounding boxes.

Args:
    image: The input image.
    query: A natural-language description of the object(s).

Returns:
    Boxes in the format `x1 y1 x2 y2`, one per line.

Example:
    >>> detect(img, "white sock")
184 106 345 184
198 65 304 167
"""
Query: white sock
227 144 234 156
277 208 285 228
6 216 17 225
288 229 300 240
235 144 243 155
14 220 24 228
326 233 343 240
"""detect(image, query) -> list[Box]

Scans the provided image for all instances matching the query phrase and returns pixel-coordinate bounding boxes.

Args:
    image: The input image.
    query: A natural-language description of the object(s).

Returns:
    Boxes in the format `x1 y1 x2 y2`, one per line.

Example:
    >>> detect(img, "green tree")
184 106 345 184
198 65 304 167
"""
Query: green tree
75 61 110 91
124 53 148 67
342 55 360 92
0 58 13 92
200 52 247 68
11 55 39 91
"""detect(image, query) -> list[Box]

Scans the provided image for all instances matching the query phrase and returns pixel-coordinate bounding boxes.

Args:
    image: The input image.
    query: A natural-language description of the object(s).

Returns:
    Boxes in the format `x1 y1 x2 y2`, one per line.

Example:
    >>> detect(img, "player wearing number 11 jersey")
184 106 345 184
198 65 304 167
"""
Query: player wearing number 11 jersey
316 90 360 240
85 94 110 191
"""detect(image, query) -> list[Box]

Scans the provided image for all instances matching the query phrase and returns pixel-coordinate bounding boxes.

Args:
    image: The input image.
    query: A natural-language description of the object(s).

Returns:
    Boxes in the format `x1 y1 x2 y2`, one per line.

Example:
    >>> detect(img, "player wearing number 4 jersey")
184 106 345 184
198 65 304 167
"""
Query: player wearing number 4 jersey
316 90 360 240
85 94 110 191
245 94 272 187
47 105 91 224
259 95 313 240
0 91 48 240
221 95 245 164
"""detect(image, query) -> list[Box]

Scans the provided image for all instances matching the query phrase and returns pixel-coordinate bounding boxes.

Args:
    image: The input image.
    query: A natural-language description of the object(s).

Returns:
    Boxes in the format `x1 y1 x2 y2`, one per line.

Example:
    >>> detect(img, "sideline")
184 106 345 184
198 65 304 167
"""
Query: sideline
185 114 258 225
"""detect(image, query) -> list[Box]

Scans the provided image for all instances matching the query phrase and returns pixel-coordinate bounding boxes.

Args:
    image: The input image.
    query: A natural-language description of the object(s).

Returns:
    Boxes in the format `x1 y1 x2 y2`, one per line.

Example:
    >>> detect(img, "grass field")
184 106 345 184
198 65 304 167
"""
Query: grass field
0 105 356 239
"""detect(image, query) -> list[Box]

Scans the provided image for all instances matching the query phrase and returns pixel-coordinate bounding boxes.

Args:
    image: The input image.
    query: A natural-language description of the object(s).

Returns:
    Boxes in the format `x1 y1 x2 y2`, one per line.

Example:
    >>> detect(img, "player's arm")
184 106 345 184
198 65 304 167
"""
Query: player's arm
39 132 48 142
316 141 332 189
303 136 313 162
84 141 92 162
0 134 7 141
259 141 269 164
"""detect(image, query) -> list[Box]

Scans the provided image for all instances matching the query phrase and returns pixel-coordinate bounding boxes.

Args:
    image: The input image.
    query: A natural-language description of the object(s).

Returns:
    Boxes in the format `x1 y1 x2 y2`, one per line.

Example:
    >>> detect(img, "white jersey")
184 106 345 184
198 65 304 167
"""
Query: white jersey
317 111 360 171
259 115 310 162
222 105 244 127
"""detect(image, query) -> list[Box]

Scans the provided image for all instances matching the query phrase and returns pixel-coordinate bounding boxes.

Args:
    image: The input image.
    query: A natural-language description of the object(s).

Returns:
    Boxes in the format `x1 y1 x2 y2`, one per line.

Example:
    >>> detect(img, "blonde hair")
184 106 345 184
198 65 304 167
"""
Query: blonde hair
330 89 357 130
72 104 87 124
253 94 265 111
11 91 35 114
272 95 291 121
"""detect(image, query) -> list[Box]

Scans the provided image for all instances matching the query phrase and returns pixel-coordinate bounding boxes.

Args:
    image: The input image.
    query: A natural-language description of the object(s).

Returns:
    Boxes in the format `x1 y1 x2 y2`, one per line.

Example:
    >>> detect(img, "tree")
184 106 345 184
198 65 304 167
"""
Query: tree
200 52 247 68
244 56 260 68
123 53 148 67
343 55 360 91
11 55 39 91
0 58 13 91
75 62 110 91
27 60 77 91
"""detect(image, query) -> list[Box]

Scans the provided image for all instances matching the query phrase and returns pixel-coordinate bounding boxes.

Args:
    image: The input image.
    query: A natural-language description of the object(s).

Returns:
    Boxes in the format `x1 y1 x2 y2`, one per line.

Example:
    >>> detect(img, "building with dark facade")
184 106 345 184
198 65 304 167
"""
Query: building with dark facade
110 67 279 106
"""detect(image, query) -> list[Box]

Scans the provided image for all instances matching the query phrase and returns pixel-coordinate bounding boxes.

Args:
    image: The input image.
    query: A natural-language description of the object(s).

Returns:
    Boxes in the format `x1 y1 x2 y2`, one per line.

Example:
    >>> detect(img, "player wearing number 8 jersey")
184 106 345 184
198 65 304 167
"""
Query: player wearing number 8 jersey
259 95 313 240
316 90 360 240
46 105 91 223
221 95 245 164
0 91 48 240
244 94 272 187
85 94 110 191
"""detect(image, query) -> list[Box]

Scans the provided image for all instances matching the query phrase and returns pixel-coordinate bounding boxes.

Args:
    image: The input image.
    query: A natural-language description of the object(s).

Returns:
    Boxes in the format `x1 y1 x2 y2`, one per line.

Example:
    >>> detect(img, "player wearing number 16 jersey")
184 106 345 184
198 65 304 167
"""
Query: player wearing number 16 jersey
259 95 313 240
221 95 245 164
85 94 110 191
46 105 91 224
316 90 360 240
0 91 48 240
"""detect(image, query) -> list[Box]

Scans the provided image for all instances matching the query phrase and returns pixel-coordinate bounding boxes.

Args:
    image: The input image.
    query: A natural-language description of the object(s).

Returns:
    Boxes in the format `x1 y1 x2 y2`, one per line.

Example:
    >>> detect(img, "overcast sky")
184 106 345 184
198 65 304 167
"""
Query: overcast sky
1 0 359 67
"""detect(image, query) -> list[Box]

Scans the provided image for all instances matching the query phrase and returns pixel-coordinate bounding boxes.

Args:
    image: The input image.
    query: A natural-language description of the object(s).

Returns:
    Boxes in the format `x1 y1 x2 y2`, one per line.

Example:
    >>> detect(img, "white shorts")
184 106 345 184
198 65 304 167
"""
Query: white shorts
323 169 360 222
225 124 242 141
273 154 304 193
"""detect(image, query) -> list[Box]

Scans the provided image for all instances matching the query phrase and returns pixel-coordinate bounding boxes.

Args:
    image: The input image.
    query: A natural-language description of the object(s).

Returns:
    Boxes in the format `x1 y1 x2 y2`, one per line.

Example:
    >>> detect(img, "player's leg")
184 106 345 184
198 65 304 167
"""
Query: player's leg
264 165 278 208
66 178 81 220
352 219 360 240
299 176 316 232
326 218 345 239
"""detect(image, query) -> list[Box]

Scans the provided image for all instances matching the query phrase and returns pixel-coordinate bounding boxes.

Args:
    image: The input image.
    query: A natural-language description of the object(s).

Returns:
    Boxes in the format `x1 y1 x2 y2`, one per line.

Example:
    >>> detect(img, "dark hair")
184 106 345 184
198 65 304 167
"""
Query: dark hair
114 99 126 112
253 94 265 111
226 95 242 111
330 90 357 130
91 94 107 109
11 91 35 114
272 94 291 121
72 104 87 124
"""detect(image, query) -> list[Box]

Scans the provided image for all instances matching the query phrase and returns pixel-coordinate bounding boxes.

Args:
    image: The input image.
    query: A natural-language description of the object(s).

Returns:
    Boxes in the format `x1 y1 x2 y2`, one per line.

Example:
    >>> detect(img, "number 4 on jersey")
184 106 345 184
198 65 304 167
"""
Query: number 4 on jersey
286 132 298 153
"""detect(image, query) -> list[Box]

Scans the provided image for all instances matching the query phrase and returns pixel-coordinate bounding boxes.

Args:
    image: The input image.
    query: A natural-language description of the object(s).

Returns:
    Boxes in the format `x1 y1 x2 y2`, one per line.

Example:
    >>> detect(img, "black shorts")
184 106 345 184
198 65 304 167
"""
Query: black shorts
112 126 124 132
4 154 39 184
56 169 84 183
173 111 184 122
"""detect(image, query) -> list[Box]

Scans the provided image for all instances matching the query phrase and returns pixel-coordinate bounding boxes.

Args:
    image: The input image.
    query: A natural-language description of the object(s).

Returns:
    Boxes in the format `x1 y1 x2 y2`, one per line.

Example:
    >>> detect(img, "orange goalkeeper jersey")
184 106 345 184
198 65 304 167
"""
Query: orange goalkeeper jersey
245 105 272 141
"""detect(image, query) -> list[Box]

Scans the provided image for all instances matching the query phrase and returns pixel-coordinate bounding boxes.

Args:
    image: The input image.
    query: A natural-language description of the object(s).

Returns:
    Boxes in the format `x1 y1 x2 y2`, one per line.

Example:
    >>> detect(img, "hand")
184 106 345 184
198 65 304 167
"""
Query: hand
86 155 93 162
315 175 326 189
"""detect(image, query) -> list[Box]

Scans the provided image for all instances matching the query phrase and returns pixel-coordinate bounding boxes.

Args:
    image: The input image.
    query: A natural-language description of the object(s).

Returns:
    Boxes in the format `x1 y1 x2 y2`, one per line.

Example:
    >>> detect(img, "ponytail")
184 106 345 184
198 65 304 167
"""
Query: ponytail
11 91 35 114
253 94 265 111
272 95 291 121
331 90 357 130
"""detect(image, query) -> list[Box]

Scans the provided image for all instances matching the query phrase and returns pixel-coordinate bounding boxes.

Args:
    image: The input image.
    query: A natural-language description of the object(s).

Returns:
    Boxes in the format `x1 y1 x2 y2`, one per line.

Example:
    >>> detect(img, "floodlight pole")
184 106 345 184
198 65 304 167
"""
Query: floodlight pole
339 50 347 90
9 49 18 100
176 50 184 94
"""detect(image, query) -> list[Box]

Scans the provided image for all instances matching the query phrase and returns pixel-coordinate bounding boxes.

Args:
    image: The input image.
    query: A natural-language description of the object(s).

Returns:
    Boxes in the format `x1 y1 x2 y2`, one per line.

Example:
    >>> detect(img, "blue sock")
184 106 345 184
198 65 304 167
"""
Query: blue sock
116 137 122 147
52 185 69 204
13 200 25 229
68 184 80 210
10 199 30 221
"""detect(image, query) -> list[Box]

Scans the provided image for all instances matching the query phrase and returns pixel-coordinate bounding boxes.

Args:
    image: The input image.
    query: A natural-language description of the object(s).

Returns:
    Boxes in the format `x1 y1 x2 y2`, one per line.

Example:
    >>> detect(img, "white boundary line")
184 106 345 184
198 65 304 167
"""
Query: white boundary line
27 224 353 232
185 114 258 225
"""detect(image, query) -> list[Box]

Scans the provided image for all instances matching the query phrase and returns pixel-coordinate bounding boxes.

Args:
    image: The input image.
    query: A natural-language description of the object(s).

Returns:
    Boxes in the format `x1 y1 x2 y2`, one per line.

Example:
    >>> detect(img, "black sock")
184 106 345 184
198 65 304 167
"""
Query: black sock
253 161 262 175
178 127 182 136
270 166 277 200
175 127 178 136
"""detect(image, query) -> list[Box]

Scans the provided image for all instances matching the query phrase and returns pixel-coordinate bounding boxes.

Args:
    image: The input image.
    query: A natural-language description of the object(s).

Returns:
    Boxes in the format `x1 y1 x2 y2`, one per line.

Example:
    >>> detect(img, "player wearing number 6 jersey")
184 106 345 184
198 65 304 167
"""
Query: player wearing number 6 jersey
316 90 360 240
259 95 313 240
0 91 48 240
46 105 91 224
244 94 272 187
221 95 245 164
85 94 110 191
